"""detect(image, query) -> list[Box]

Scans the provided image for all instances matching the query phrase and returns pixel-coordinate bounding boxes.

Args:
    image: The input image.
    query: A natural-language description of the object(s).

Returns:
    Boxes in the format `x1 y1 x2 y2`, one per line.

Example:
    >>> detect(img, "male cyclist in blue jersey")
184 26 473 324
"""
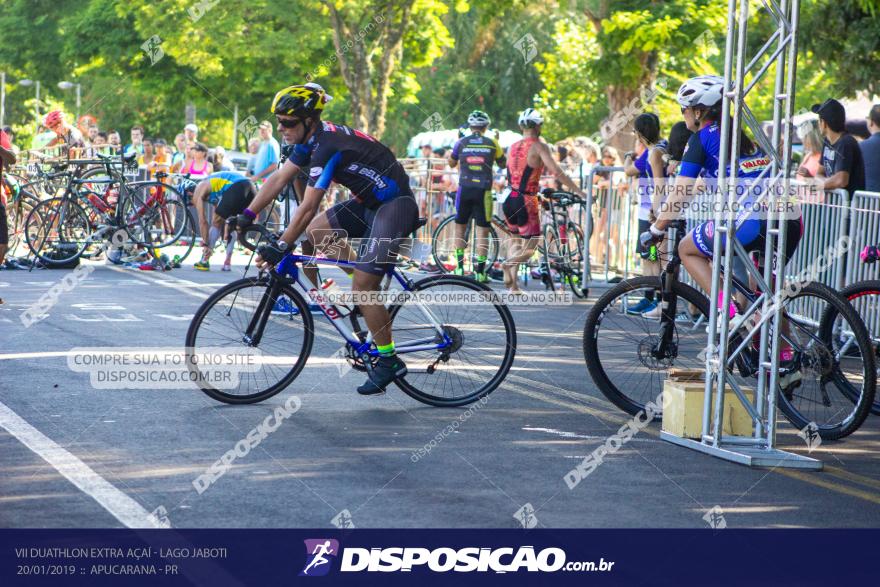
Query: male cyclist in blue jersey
179 171 256 271
448 110 506 281
235 83 419 396
643 75 804 385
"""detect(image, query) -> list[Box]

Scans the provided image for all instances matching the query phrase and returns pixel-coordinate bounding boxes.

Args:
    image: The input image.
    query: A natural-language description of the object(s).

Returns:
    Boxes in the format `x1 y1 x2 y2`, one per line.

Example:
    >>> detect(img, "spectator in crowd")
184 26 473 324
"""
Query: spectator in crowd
139 138 155 168
1 127 19 155
846 119 870 141
213 146 235 171
0 126 16 280
807 99 865 196
171 133 187 170
665 121 693 177
860 104 880 192
124 125 145 157
797 121 823 181
184 123 199 144
420 143 433 159
43 111 86 148
152 139 171 177
182 142 212 178
245 138 260 176
108 130 122 149
87 125 99 144
93 132 108 147
249 121 280 181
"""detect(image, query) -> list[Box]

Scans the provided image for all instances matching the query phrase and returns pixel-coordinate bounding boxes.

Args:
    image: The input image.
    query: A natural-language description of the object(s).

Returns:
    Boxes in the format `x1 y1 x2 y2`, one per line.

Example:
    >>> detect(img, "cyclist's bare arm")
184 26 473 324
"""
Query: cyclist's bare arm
447 155 458 169
247 159 301 215
653 175 697 231
533 142 584 196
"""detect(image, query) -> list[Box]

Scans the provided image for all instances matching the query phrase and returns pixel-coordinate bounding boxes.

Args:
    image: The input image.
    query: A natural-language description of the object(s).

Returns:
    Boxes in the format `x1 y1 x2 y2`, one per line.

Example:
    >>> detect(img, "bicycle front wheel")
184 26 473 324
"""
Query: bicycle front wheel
121 182 190 248
185 277 314 404
389 275 516 406
583 276 709 418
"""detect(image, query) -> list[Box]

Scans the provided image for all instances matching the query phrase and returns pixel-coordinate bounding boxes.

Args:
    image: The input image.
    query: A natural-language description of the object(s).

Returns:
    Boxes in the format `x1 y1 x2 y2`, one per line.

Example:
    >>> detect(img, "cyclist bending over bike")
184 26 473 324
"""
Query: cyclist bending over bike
178 171 257 271
642 75 804 381
502 108 586 293
447 110 506 282
235 83 419 396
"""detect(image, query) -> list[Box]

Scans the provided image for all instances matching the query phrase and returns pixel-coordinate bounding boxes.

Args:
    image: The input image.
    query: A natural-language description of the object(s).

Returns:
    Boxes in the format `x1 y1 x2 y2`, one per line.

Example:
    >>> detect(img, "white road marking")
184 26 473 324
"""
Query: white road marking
0 399 164 528
522 426 657 443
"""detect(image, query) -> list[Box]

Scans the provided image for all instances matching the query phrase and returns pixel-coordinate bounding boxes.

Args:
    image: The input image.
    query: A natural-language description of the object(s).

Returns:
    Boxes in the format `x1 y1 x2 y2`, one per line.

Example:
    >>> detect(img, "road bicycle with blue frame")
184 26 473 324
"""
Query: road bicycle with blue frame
185 221 517 405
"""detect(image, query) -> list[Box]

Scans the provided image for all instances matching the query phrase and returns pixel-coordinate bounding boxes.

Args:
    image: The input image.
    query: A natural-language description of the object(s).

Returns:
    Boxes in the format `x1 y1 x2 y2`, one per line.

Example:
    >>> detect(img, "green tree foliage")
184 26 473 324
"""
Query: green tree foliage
0 0 877 153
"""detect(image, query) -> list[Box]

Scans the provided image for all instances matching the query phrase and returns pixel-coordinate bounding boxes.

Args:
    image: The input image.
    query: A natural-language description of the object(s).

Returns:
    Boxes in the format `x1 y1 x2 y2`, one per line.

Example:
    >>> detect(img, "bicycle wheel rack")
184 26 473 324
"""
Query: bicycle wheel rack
660 0 821 470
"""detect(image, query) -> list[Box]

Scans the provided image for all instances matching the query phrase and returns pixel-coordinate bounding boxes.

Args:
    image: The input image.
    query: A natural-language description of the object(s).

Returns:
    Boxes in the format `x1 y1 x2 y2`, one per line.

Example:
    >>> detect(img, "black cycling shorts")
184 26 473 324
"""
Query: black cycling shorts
0 204 7 246
214 182 256 219
327 196 419 275
455 187 491 228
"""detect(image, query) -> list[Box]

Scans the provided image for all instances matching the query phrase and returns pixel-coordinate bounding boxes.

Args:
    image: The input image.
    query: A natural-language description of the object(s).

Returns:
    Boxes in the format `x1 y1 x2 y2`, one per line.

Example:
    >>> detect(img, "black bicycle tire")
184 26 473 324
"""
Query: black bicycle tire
583 276 711 418
838 279 880 415
185 277 314 404
782 281 876 438
431 215 499 274
23 196 91 266
389 274 516 406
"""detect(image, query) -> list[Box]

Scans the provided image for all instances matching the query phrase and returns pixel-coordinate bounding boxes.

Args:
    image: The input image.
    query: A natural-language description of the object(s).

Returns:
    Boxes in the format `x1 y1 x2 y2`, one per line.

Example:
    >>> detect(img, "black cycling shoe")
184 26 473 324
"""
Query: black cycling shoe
357 355 408 395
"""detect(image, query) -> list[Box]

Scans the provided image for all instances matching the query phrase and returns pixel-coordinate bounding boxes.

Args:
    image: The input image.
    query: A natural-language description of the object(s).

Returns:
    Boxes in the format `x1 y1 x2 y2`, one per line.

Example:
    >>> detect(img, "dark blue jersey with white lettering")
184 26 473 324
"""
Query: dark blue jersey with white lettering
303 121 412 209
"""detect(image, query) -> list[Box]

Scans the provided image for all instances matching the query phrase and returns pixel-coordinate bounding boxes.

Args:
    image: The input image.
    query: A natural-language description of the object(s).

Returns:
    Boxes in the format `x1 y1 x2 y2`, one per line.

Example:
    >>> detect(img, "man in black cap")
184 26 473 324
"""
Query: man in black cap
803 98 865 196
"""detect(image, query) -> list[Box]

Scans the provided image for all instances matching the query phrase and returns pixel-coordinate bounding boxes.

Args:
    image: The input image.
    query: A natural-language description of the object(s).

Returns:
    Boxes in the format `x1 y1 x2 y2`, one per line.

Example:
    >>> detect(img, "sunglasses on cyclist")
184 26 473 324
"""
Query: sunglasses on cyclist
276 117 303 129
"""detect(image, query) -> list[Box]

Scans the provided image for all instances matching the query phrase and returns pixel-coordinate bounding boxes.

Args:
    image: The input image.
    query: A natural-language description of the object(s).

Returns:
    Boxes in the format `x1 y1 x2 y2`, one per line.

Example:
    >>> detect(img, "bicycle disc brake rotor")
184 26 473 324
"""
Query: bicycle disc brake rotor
800 343 834 379
638 335 677 370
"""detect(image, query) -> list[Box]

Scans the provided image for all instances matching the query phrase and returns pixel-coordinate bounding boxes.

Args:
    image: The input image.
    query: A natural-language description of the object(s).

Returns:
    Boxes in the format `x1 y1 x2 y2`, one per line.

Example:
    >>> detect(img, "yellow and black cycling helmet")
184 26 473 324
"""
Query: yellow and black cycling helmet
271 84 330 118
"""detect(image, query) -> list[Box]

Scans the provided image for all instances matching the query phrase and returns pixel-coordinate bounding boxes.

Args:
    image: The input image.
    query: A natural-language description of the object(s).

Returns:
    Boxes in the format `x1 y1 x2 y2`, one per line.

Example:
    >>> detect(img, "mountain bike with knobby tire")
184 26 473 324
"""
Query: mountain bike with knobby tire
582 221 876 440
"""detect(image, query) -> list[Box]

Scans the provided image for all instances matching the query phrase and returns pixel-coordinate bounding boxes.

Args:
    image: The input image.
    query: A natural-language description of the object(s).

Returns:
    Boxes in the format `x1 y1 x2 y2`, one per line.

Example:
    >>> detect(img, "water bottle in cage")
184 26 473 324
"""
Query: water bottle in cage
316 278 352 318
87 193 111 213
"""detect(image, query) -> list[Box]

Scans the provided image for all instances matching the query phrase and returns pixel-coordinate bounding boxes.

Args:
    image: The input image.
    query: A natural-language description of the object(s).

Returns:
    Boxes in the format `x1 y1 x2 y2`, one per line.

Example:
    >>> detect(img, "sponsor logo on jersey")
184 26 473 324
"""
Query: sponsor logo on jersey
310 167 323 177
465 156 486 165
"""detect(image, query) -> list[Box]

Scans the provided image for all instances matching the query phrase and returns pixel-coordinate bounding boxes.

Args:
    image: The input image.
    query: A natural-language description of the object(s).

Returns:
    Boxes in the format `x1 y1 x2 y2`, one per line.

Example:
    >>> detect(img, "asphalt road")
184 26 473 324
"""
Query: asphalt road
2 254 879 529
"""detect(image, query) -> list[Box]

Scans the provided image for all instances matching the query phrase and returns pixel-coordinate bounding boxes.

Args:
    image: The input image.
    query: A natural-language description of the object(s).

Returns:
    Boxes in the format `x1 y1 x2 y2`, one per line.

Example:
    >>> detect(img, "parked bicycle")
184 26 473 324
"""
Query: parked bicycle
186 221 517 406
582 221 876 440
23 153 192 267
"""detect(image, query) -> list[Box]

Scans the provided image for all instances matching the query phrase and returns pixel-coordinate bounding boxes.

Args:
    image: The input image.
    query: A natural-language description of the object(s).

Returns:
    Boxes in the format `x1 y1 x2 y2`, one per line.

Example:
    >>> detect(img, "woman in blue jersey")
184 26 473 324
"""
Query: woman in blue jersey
645 75 802 300
623 112 668 315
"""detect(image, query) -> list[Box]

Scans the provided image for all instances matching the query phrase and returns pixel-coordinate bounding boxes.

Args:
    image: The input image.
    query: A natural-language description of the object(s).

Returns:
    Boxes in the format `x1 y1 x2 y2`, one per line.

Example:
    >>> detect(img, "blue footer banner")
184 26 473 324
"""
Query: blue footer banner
1 529 873 585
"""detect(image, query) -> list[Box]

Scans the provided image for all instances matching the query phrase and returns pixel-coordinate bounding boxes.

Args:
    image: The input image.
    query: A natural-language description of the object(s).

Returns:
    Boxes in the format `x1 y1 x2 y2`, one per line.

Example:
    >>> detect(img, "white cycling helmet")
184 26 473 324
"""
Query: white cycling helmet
518 108 544 128
676 75 725 108
467 110 491 127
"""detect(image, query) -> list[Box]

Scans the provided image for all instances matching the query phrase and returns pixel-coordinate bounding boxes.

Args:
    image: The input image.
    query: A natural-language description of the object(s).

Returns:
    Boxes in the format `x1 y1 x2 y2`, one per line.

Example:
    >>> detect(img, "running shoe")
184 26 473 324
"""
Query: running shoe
221 263 231 272
194 260 210 271
271 296 299 315
625 298 657 315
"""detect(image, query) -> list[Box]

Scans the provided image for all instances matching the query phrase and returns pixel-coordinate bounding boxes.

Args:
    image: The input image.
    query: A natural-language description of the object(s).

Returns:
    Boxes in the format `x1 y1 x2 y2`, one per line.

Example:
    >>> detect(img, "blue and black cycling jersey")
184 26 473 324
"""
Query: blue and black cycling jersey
300 121 412 209
680 121 801 258
450 133 505 190
680 121 772 214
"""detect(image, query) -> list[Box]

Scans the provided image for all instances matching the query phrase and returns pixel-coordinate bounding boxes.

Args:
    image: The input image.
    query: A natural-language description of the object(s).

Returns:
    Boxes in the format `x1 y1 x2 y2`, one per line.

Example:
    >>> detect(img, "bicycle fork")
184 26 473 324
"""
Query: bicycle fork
242 280 283 347
652 263 680 360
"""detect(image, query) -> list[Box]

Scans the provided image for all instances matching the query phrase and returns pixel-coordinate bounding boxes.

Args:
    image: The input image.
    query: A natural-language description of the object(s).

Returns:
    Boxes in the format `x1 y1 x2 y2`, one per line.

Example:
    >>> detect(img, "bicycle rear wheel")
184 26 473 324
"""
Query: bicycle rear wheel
388 275 516 406
431 215 498 274
24 196 92 266
185 277 314 404
781 282 876 439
